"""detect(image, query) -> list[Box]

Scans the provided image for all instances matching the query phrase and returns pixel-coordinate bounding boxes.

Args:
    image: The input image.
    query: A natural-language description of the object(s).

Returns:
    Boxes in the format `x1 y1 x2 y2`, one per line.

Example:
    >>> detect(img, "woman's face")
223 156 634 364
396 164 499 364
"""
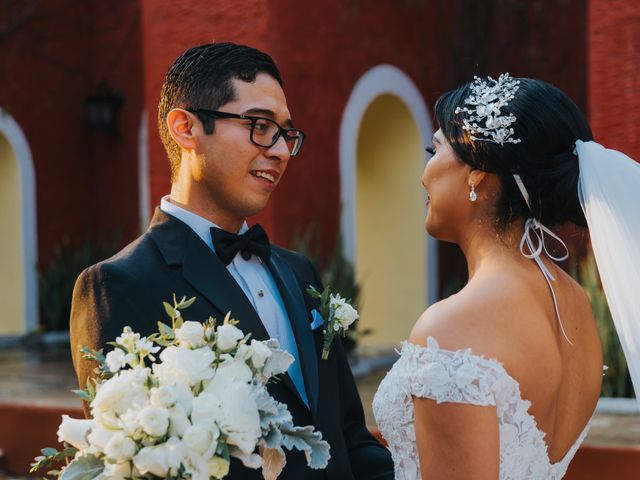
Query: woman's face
421 129 472 242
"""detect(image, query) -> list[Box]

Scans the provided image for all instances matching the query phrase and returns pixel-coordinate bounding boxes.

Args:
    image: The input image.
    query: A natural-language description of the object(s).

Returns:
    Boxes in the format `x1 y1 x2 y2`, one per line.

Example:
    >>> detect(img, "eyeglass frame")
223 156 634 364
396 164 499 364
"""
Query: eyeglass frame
185 108 306 157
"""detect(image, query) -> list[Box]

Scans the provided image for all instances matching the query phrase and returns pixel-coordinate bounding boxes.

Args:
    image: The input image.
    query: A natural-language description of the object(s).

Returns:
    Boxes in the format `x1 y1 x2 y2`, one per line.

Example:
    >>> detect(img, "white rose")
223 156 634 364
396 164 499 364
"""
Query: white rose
86 424 119 452
247 340 272 368
118 409 141 437
215 355 253 383
216 324 244 351
105 349 133 372
138 405 170 437
175 321 206 348
102 461 132 480
201 370 261 454
91 368 149 416
333 301 359 330
182 425 213 456
208 456 230 479
133 437 183 477
153 346 215 386
168 403 191 438
150 385 177 408
104 433 137 462
57 415 93 450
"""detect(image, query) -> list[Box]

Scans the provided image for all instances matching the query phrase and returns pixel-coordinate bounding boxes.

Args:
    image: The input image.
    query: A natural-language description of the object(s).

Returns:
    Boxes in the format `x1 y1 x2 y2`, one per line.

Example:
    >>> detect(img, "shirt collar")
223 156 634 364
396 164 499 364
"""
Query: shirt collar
160 195 249 253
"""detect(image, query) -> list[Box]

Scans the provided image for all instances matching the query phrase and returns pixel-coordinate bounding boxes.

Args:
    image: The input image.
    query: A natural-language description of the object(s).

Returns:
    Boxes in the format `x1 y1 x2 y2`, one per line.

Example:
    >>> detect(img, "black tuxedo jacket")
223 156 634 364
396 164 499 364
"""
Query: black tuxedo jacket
70 209 394 480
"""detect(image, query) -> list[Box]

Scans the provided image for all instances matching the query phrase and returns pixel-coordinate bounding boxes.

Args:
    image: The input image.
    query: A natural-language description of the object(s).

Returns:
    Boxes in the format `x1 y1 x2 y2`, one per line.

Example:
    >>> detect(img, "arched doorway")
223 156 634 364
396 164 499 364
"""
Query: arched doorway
340 65 436 349
0 113 38 336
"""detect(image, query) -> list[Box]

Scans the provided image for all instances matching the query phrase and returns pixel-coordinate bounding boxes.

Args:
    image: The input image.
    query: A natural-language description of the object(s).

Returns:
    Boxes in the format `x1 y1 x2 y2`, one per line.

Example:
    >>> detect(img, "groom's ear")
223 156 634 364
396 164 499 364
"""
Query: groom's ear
167 108 197 151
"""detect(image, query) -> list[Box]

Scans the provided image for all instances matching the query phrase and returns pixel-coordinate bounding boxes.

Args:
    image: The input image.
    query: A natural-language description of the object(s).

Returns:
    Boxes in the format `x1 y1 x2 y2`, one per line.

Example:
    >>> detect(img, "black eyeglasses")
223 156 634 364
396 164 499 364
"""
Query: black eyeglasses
187 108 305 157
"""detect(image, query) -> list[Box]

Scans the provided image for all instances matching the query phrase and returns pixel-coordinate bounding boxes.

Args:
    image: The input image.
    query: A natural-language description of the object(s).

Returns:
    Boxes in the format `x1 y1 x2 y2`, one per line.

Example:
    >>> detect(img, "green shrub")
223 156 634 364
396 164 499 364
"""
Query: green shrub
38 234 121 332
570 251 634 398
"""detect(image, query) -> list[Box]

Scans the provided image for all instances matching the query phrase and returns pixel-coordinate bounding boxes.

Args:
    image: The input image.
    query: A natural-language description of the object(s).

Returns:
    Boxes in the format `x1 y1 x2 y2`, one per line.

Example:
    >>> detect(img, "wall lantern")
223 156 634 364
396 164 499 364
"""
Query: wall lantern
85 82 124 133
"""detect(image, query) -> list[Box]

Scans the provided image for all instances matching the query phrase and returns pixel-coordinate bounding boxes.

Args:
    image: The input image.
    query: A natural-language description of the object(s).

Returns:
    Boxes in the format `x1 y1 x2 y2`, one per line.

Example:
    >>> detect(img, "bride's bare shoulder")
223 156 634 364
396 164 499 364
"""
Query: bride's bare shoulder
408 272 548 365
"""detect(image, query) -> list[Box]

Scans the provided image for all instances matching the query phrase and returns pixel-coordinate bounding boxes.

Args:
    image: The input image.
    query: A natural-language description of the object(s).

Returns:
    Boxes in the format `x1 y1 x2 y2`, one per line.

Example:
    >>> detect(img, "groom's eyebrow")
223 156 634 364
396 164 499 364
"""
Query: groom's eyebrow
243 107 294 127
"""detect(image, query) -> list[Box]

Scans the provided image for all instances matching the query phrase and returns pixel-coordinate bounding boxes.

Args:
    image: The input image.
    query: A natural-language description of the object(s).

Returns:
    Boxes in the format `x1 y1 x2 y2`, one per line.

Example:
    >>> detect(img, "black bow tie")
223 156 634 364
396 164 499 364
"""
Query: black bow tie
210 224 271 266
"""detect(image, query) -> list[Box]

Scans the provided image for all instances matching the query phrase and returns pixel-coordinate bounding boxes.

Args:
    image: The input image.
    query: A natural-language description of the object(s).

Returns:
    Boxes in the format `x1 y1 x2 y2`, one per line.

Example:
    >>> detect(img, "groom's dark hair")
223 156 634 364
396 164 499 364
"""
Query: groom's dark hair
158 42 283 182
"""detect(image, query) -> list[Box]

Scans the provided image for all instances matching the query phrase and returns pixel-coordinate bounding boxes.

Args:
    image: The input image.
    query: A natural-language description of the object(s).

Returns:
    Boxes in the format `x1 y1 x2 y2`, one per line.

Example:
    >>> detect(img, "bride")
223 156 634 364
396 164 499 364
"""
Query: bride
373 74 640 479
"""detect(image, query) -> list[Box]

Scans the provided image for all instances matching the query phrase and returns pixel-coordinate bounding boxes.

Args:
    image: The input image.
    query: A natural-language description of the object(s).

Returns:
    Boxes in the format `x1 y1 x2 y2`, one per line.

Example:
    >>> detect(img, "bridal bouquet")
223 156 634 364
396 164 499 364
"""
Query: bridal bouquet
31 296 330 480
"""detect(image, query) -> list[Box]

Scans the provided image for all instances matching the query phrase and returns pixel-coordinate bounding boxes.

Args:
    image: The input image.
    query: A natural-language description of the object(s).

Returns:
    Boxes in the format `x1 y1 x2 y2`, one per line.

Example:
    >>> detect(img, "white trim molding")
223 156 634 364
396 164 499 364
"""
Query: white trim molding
0 111 38 333
138 109 150 229
339 64 438 304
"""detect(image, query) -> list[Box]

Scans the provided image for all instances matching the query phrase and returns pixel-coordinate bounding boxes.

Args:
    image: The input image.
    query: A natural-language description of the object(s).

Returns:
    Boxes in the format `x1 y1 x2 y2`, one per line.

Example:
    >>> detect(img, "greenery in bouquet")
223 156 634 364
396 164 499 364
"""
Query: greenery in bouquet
31 296 330 480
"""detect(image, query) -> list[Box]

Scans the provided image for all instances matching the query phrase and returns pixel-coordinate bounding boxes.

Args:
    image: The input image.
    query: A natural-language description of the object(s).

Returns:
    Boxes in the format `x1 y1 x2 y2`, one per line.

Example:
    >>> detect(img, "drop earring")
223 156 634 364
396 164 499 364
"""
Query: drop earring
469 182 477 202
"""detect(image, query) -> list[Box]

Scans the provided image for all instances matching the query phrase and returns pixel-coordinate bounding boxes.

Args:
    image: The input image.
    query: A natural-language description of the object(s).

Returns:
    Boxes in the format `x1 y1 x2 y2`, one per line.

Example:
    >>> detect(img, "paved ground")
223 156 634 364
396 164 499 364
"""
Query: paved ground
1 345 639 446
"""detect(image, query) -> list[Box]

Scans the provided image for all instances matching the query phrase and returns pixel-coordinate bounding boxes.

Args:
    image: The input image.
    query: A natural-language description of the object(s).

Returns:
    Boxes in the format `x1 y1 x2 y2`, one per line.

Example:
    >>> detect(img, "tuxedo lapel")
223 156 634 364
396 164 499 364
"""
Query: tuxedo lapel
268 250 319 416
148 210 302 403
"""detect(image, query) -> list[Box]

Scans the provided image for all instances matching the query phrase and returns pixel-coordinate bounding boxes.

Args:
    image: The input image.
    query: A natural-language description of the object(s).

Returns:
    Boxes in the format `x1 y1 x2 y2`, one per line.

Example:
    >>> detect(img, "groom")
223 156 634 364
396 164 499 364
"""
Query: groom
70 42 394 480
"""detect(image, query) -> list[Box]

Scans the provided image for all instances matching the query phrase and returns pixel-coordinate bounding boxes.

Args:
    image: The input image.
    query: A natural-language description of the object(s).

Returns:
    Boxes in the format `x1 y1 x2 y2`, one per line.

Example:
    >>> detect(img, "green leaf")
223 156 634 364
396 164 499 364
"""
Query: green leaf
42 448 59 456
179 296 196 309
163 301 176 319
59 455 104 480
157 321 173 337
306 286 321 299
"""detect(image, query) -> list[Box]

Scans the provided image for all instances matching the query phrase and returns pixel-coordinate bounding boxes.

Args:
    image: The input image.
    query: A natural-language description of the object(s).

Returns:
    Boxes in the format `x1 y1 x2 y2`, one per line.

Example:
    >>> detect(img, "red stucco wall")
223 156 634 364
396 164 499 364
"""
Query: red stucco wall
141 0 589 263
588 0 640 159
0 1 143 265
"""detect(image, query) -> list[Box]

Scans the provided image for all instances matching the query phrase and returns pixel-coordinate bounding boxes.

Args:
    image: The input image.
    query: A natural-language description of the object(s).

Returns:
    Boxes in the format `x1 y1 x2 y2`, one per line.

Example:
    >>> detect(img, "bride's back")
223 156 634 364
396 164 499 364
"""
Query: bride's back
415 257 603 463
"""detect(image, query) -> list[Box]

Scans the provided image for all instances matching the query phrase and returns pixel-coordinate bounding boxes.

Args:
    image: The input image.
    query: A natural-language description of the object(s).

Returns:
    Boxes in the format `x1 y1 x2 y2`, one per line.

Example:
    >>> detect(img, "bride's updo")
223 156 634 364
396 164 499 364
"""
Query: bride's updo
435 78 593 230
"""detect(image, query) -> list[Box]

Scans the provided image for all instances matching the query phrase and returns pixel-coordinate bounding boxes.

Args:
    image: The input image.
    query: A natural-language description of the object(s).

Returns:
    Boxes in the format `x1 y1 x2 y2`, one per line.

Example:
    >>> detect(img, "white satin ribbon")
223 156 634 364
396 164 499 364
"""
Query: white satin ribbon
513 174 573 345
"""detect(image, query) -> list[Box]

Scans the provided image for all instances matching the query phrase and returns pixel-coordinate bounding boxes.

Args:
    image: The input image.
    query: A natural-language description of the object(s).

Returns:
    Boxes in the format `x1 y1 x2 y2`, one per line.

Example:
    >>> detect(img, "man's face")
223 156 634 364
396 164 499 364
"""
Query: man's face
190 73 293 225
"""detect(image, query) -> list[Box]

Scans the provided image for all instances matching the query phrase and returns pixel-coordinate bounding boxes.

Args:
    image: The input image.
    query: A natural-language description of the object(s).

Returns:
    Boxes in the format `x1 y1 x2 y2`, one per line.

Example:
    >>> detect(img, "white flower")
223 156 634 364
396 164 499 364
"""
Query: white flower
102 461 132 480
175 321 206 348
86 424 120 452
133 437 183 477
57 415 93 450
330 295 358 331
199 368 261 454
105 349 133 372
91 368 149 416
149 385 177 408
246 340 272 368
115 327 140 351
104 433 137 462
216 323 244 351
153 346 215 386
168 403 191 438
135 337 160 359
182 425 214 456
208 456 230 479
138 405 170 437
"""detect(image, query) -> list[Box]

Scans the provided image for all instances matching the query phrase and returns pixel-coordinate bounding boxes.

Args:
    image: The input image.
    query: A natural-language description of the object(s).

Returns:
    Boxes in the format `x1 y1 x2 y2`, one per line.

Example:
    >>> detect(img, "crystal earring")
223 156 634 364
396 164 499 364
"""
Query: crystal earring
469 183 478 202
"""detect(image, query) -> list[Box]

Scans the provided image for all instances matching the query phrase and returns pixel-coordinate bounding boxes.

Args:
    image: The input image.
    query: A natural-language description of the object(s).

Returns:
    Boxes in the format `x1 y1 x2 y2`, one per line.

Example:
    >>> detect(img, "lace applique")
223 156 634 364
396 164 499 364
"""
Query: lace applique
372 337 591 480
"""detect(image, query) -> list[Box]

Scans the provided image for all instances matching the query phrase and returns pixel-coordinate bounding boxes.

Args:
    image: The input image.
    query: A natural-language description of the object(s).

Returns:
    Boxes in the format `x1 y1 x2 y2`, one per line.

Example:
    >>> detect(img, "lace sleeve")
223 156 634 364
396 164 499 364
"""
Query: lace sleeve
403 337 506 407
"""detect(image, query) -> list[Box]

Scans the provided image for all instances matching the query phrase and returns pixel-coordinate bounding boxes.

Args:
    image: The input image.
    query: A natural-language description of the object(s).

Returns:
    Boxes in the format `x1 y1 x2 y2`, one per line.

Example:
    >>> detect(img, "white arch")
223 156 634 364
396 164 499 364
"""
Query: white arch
339 64 438 304
0 111 38 333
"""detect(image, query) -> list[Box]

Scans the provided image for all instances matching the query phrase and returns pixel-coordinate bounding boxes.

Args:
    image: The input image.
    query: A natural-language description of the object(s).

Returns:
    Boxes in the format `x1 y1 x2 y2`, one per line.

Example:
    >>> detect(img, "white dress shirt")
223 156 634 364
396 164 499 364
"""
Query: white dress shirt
160 196 308 406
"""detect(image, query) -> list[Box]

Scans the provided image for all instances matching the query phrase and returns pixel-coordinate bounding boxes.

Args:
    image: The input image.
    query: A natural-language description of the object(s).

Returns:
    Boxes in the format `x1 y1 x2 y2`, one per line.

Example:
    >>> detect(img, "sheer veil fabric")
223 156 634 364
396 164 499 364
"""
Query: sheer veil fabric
576 140 640 405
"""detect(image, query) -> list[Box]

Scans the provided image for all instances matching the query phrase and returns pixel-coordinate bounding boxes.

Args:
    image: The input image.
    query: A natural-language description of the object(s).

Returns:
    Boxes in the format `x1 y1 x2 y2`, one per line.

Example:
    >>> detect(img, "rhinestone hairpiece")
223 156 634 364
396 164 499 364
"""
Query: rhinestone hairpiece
455 73 522 146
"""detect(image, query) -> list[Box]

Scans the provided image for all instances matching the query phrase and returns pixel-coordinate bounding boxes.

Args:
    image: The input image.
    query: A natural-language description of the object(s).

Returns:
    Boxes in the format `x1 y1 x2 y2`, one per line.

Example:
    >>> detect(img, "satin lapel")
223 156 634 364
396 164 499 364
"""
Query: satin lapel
181 233 270 341
268 250 319 416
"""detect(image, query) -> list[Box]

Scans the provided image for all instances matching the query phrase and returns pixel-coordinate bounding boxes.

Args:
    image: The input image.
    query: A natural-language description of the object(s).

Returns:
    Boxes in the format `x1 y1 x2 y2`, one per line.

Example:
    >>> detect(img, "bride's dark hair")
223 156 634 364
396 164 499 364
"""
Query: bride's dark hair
435 78 593 230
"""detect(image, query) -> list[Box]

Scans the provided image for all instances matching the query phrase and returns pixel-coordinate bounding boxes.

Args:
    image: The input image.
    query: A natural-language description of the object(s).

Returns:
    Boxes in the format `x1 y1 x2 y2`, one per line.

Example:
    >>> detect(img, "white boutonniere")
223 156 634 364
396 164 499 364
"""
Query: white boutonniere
307 286 360 360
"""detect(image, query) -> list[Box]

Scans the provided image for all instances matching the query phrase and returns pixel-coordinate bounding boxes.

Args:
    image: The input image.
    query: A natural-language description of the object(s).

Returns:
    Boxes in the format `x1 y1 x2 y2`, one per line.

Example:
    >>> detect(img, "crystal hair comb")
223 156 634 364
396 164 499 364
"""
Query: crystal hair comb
455 73 522 146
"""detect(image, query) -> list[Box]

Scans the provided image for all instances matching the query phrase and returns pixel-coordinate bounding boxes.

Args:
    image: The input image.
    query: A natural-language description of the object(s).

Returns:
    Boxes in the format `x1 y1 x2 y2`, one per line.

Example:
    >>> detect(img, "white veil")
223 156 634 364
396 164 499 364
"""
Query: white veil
576 140 640 405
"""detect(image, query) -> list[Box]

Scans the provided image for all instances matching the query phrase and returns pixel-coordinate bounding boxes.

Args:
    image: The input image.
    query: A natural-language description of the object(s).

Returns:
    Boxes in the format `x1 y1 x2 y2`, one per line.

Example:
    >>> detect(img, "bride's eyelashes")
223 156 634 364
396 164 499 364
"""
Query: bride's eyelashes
425 146 436 156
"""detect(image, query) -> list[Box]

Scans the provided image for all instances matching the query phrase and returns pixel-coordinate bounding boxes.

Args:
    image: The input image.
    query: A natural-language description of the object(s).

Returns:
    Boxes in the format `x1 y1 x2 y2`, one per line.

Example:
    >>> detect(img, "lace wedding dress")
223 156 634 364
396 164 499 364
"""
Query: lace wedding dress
372 337 590 479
